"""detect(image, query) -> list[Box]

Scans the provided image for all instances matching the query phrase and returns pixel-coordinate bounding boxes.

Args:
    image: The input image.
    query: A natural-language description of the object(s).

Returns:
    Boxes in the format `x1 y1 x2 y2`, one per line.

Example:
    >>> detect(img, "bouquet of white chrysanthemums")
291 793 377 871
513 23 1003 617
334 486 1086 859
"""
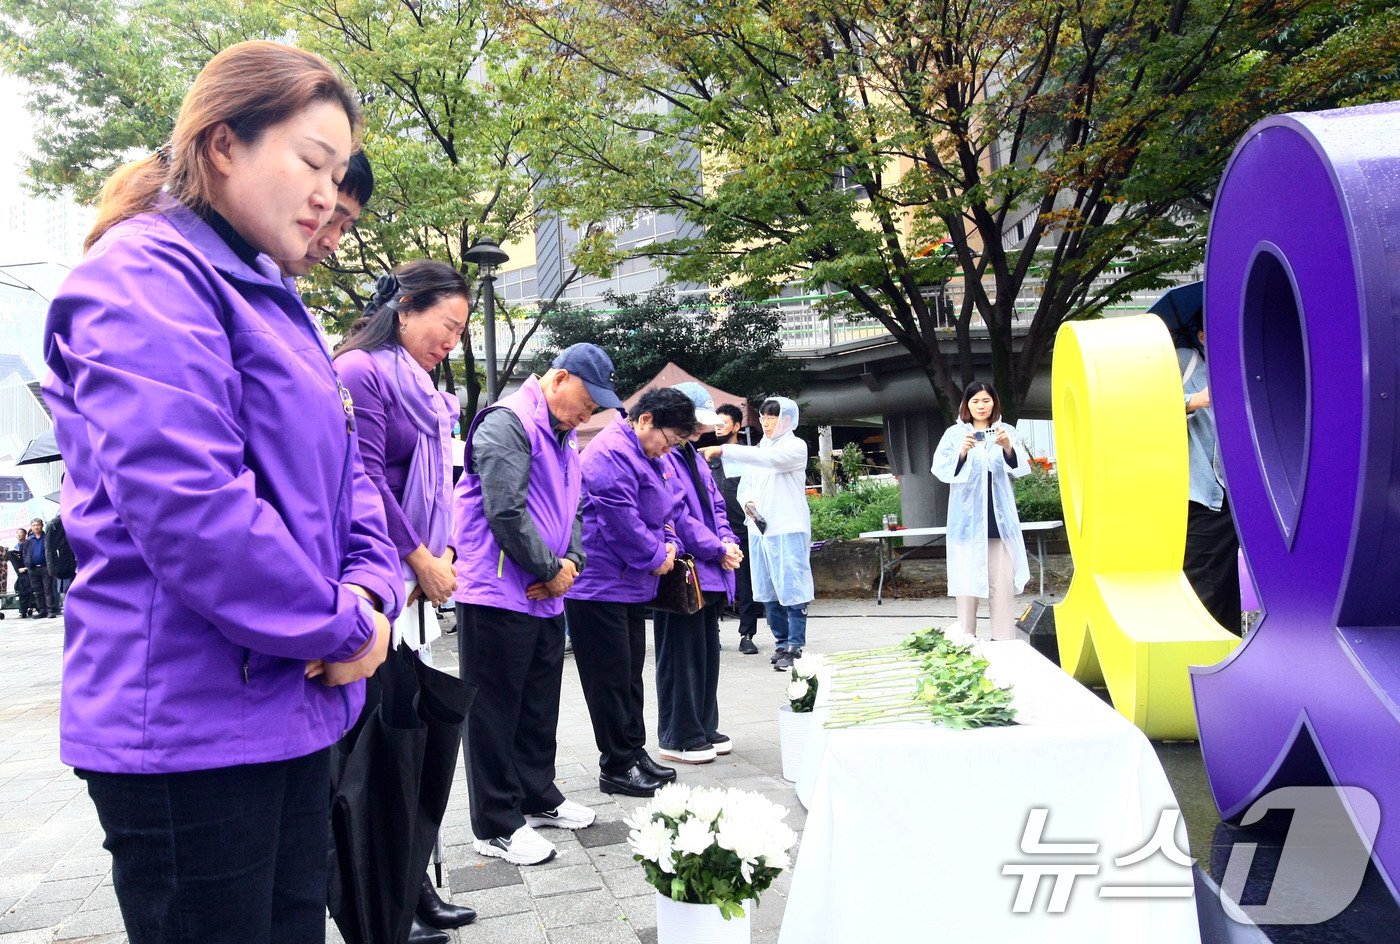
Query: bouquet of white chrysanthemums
626 783 798 919
786 652 823 712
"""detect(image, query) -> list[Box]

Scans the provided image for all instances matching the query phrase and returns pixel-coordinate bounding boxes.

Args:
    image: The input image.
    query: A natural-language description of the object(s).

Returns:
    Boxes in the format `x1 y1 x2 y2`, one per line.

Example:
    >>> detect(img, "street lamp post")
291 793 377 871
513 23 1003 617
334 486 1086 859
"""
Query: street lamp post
462 238 511 404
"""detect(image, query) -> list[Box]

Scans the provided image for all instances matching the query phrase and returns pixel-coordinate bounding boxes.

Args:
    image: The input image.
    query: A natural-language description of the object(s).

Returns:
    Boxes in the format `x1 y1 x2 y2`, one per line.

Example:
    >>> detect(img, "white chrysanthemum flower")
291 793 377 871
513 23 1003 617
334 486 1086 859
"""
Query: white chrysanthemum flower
674 816 716 857
629 819 676 872
688 787 725 826
787 678 811 701
654 782 692 820
759 822 797 868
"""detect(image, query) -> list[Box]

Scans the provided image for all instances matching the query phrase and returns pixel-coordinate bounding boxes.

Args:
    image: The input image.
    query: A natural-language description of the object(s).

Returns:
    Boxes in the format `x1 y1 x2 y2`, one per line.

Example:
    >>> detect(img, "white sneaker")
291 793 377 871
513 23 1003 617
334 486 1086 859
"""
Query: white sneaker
709 734 733 755
659 744 718 764
473 824 557 865
525 798 596 830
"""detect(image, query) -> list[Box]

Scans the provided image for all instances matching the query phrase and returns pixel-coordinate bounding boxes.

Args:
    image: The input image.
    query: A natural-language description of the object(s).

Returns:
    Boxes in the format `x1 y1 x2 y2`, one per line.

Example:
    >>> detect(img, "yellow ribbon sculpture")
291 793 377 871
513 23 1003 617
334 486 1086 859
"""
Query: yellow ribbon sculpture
1052 315 1239 739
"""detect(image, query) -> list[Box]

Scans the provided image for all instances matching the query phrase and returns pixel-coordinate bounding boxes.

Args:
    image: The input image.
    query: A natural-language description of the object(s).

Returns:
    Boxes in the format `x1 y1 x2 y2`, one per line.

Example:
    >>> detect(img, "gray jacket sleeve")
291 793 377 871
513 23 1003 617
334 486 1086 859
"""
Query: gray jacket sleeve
472 410 566 583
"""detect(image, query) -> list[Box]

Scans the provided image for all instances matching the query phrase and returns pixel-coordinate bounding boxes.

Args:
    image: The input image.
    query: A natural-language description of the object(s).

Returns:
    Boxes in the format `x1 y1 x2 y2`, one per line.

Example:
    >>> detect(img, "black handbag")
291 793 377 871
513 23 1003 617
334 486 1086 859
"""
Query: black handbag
647 554 704 615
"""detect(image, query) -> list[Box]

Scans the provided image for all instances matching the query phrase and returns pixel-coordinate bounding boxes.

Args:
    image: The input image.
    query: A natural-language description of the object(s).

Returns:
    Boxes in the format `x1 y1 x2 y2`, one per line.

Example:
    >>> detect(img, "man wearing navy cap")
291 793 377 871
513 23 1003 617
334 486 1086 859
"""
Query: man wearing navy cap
450 343 621 866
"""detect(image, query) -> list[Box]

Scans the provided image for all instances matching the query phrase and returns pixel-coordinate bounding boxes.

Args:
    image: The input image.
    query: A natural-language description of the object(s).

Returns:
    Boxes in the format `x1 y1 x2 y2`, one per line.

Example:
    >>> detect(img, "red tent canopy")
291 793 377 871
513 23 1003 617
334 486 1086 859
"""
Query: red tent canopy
574 362 753 449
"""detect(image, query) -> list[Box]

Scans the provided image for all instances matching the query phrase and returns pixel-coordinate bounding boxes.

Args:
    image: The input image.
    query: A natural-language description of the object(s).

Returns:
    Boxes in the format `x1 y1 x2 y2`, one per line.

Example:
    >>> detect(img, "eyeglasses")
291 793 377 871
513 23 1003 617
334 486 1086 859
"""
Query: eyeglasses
661 429 683 448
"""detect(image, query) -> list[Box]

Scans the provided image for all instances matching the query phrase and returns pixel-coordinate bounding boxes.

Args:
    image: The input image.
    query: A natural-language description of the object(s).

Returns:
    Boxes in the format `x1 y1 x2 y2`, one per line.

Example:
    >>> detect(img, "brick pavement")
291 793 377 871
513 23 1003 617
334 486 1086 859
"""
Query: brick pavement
0 591 1053 944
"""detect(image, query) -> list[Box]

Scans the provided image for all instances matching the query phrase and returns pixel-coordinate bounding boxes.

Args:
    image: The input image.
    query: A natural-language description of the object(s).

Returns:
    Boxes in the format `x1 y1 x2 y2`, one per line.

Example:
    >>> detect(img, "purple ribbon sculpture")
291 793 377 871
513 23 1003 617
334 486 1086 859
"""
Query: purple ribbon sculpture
1192 101 1400 902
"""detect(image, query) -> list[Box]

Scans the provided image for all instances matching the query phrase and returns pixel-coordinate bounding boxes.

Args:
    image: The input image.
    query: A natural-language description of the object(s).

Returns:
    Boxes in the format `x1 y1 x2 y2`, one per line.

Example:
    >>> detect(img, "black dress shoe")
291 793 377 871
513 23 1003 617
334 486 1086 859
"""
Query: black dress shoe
599 764 662 797
636 753 677 782
407 917 450 944
417 875 477 929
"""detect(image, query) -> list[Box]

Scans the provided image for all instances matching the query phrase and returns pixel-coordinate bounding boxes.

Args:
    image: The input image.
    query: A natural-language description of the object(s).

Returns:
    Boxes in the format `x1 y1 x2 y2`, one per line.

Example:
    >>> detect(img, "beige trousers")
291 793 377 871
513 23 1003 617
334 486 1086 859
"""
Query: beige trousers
956 539 1017 640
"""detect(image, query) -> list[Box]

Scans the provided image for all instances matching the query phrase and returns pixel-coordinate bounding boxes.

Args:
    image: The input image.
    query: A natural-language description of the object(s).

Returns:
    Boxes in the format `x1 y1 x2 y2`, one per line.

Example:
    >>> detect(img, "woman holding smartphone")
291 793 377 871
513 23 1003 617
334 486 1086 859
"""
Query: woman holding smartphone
932 381 1030 641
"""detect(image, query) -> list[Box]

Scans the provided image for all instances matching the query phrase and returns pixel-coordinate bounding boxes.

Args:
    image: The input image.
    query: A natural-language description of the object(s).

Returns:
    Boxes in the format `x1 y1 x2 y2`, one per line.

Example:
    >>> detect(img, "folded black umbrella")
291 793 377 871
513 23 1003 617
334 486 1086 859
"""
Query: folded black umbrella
329 621 474 944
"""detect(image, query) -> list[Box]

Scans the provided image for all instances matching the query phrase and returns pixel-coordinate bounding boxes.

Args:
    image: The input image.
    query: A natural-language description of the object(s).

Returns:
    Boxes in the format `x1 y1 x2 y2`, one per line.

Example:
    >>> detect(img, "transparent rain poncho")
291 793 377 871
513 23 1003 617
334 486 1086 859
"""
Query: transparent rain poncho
721 397 814 605
931 421 1030 599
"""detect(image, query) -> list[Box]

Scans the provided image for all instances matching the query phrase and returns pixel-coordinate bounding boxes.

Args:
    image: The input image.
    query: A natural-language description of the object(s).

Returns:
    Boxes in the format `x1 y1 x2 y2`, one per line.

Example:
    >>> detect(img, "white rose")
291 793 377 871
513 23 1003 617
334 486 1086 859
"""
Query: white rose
674 816 716 858
793 654 822 679
787 678 811 702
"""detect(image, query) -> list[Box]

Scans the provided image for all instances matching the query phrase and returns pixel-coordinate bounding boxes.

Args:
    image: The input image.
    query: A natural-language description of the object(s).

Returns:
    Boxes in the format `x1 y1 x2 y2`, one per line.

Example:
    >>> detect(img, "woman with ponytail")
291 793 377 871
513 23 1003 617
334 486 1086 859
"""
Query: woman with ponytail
44 41 401 944
333 261 475 940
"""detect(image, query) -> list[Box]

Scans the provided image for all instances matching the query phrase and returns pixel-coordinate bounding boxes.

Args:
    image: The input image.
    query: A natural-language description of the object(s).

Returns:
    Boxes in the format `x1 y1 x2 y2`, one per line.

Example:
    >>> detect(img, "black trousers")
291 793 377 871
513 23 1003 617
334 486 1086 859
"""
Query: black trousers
654 602 722 751
731 555 764 637
77 749 332 944
565 599 648 775
28 564 55 615
1186 497 1242 635
456 603 565 840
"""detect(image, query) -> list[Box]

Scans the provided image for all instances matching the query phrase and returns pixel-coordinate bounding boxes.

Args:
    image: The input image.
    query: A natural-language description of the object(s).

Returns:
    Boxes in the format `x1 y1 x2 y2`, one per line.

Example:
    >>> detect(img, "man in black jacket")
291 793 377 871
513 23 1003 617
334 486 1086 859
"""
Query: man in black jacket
708 405 765 654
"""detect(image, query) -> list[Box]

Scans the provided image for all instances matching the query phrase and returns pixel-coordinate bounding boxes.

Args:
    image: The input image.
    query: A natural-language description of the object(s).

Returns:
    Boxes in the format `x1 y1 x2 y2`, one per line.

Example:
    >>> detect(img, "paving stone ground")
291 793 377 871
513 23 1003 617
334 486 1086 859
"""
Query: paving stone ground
0 581 1058 944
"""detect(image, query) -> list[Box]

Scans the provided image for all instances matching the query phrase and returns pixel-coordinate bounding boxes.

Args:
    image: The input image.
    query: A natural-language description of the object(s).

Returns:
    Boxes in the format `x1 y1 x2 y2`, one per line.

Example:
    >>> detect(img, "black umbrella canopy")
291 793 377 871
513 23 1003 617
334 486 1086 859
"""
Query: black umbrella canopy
1147 281 1204 334
17 429 62 466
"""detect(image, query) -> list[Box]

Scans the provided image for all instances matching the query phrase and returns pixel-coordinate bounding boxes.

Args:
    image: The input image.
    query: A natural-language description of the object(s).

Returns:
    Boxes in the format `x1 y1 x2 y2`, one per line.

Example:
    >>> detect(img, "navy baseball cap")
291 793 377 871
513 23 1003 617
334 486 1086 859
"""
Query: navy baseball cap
552 343 623 410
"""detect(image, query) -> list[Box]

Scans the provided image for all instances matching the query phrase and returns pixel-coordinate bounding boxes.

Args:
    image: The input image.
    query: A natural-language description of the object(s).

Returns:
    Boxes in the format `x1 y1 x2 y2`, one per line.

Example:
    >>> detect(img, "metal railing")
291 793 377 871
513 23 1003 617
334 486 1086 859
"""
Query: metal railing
467 265 1202 360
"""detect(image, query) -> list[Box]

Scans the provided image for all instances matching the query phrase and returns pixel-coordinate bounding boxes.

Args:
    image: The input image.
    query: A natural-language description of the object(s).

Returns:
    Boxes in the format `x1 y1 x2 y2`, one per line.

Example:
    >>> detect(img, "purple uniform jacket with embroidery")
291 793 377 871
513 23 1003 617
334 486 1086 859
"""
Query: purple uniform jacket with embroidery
664 446 738 598
569 416 686 603
43 198 402 775
335 348 427 560
452 376 581 617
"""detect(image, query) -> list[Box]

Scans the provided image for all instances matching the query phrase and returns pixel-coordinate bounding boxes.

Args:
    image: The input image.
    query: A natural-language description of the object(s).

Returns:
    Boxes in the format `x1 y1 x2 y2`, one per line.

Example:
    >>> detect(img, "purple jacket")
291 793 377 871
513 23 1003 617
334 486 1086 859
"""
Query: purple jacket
569 416 684 603
453 376 581 617
335 348 428 560
43 199 402 774
664 445 738 597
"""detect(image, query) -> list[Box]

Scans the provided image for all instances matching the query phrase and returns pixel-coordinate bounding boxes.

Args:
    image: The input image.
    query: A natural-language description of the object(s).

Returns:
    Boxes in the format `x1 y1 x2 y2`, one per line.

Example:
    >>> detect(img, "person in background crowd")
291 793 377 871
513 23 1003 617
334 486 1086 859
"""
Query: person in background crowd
24 518 55 618
931 381 1030 640
567 387 697 797
279 150 373 279
334 260 475 941
1178 323 1242 634
45 514 77 609
708 403 765 653
6 529 33 617
655 383 743 765
43 41 400 944
701 397 813 672
452 343 619 865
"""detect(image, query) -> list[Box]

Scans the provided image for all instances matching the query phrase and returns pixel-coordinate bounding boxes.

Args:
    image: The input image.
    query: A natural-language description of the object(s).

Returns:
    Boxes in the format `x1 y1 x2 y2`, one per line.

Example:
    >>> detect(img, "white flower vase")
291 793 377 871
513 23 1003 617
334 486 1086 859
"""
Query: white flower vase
655 892 752 944
778 703 814 784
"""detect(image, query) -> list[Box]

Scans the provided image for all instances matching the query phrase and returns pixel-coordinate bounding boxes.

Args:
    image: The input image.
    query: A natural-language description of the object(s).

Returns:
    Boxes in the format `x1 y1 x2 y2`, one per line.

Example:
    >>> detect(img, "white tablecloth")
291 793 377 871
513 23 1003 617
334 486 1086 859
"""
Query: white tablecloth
780 641 1200 944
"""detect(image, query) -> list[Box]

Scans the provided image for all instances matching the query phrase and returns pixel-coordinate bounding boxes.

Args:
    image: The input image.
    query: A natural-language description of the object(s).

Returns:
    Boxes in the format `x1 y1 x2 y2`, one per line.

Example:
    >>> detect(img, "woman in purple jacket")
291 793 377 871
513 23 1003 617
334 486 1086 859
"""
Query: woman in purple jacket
334 260 477 940
655 383 745 765
566 387 697 798
43 42 399 944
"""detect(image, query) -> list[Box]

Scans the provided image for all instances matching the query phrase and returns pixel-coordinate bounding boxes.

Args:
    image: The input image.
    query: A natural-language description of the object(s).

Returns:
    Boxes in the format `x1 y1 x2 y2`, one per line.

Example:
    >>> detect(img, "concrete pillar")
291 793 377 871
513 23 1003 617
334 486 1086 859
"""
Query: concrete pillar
818 425 835 495
884 411 951 546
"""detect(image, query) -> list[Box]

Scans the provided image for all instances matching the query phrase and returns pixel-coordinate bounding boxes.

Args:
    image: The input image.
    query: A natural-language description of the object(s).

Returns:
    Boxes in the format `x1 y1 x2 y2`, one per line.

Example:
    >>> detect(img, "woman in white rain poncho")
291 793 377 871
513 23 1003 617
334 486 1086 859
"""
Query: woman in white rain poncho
931 381 1030 640
701 397 812 672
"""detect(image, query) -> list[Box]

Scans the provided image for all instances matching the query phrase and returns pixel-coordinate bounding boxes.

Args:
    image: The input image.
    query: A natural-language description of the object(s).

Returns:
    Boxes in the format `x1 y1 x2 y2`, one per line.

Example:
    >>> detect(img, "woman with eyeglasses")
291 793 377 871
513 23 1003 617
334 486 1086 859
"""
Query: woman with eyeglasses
565 387 697 799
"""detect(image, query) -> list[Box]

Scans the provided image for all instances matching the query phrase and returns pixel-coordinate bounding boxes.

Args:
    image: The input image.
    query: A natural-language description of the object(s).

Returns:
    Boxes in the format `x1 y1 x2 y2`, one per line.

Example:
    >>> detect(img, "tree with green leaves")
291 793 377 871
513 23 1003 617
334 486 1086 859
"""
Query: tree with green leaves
0 0 640 417
506 0 1400 423
536 288 799 403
